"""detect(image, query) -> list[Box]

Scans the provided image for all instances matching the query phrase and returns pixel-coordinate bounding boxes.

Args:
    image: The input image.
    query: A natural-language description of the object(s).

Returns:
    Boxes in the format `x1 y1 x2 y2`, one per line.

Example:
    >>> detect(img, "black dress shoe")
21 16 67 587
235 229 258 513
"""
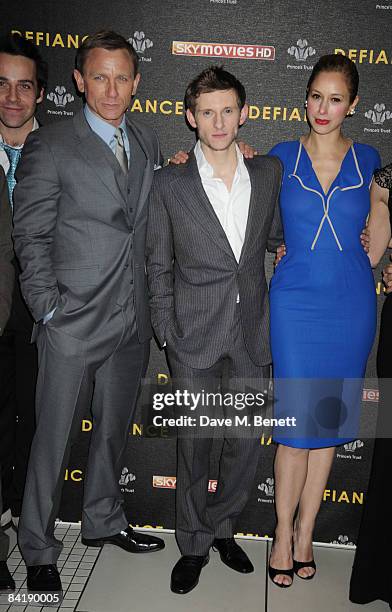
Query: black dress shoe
82 526 165 553
0 561 15 591
171 555 209 594
212 538 254 573
27 564 62 592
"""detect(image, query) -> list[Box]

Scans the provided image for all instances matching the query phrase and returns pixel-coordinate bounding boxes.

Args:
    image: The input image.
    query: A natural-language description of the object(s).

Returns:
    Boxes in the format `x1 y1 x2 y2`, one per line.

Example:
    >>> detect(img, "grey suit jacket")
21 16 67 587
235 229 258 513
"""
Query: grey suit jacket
13 110 162 342
146 150 283 368
0 167 14 335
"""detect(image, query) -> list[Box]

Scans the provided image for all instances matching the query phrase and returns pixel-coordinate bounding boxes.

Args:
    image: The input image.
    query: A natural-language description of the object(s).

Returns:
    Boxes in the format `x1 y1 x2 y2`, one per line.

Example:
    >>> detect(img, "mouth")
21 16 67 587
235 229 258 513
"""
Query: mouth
315 119 330 125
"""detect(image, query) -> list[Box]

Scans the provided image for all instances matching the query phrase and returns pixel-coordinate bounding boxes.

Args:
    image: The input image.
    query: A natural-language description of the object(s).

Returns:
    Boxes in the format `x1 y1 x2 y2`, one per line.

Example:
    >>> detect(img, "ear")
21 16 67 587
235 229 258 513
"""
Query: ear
36 87 44 105
239 103 248 126
132 72 141 96
186 108 197 129
73 69 85 94
350 95 359 112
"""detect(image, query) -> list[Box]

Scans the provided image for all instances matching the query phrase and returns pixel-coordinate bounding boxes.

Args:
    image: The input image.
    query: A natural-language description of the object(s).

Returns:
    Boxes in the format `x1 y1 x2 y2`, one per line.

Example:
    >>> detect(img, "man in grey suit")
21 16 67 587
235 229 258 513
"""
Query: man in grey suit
0 167 15 591
13 31 164 593
146 66 282 594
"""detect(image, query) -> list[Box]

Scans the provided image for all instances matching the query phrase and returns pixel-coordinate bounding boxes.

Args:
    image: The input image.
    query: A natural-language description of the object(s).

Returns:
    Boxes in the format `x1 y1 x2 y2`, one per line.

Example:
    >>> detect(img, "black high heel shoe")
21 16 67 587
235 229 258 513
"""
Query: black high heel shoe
268 539 294 588
268 564 294 588
293 558 316 580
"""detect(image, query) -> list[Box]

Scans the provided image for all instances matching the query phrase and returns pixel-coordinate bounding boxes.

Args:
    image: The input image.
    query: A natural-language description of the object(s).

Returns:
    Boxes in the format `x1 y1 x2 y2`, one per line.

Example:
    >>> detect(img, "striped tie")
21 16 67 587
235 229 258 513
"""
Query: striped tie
114 128 128 174
2 143 22 208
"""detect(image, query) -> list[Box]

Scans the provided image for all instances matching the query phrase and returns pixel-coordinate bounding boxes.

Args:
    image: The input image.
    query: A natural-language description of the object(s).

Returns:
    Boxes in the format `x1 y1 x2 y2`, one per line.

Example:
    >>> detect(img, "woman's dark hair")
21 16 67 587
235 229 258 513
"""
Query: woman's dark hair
185 65 246 114
75 30 139 76
306 54 359 103
0 33 48 91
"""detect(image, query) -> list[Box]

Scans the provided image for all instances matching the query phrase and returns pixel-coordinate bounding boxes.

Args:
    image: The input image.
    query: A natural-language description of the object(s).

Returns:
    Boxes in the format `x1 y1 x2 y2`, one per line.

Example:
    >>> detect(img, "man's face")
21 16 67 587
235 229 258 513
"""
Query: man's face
186 89 248 152
74 47 140 127
0 53 43 129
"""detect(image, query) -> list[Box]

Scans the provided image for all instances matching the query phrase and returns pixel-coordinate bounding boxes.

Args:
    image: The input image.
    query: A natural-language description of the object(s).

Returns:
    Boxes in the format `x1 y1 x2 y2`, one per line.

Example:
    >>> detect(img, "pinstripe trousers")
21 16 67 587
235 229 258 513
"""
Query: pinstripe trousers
167 305 269 556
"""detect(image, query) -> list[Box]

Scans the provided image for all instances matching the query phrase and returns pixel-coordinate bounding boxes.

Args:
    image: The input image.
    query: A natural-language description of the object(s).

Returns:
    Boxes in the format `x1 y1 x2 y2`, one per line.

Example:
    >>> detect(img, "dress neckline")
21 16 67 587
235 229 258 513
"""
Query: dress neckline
299 139 354 197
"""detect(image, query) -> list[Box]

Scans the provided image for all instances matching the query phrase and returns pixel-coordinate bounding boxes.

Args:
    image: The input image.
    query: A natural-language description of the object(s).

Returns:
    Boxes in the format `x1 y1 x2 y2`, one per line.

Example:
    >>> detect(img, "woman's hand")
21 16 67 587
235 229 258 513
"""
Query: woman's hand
237 141 258 159
274 244 286 268
169 150 189 165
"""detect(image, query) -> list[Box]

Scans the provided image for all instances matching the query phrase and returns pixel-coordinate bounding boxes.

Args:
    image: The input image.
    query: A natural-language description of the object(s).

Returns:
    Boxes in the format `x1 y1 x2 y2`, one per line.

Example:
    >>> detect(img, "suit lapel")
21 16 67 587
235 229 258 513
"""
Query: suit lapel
72 111 127 210
171 151 235 260
125 117 151 225
238 159 267 266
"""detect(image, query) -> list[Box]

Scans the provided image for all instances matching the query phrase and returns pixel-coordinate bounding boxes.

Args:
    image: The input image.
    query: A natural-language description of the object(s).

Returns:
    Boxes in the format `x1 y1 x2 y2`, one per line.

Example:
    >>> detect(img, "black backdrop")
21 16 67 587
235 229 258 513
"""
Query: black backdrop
3 0 392 545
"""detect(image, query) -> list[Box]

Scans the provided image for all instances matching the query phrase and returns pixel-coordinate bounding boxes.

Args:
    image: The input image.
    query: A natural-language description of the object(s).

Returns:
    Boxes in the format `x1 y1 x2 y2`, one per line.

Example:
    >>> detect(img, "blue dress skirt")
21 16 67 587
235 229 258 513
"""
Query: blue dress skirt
269 141 380 448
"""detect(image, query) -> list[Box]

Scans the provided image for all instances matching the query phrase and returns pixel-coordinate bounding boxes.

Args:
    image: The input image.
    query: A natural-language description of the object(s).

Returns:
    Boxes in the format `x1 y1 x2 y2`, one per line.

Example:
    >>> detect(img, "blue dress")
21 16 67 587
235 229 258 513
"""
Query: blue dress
269 141 381 449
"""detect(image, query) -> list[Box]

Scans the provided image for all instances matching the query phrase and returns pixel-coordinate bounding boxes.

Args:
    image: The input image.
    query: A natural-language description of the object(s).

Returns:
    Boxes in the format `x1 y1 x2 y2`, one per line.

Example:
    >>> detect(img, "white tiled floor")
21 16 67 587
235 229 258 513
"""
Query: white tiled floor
0 524 390 611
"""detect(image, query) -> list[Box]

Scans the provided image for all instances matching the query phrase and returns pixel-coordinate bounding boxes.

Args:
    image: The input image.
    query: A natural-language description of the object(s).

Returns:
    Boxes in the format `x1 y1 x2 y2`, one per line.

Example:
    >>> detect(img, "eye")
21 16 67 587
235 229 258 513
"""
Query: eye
118 75 129 82
311 93 320 100
331 97 343 103
20 83 33 90
203 110 212 117
0 80 7 88
224 108 233 114
93 75 104 81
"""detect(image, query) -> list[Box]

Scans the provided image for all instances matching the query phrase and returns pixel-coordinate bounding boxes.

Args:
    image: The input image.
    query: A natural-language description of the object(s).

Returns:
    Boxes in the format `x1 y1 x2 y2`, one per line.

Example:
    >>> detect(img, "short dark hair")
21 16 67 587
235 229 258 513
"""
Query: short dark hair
0 32 48 91
185 65 246 114
75 30 139 75
306 53 359 104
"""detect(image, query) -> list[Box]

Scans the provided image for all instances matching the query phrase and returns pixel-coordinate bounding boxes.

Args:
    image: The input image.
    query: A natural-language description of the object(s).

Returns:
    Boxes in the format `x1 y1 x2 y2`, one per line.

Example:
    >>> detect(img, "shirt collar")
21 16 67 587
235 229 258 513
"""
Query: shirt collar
0 117 39 147
84 104 127 147
194 140 246 180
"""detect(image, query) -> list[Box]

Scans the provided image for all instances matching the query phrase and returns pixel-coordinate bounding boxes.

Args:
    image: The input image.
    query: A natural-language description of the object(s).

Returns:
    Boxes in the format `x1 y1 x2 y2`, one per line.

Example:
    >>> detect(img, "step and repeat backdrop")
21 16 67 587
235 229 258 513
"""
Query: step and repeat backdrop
4 0 391 545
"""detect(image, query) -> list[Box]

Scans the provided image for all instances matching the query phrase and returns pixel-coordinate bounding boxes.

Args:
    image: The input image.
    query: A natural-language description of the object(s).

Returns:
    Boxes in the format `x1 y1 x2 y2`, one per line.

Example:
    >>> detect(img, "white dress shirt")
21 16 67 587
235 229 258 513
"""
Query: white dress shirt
0 117 39 173
194 140 251 264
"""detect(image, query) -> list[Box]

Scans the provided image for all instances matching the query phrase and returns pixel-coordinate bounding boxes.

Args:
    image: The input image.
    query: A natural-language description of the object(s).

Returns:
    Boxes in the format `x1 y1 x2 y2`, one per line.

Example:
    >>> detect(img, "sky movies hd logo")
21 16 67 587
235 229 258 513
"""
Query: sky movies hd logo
172 41 275 60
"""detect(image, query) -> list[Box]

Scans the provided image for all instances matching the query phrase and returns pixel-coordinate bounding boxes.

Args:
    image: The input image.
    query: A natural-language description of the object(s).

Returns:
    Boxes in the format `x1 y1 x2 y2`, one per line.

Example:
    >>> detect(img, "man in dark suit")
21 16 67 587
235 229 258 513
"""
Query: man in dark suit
0 33 45 530
0 167 15 591
146 66 282 594
13 31 164 593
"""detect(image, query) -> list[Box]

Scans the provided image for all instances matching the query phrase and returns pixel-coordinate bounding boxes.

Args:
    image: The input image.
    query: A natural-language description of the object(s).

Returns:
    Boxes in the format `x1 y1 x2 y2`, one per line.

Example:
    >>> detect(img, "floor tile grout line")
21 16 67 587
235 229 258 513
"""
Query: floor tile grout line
265 539 269 612
72 545 102 612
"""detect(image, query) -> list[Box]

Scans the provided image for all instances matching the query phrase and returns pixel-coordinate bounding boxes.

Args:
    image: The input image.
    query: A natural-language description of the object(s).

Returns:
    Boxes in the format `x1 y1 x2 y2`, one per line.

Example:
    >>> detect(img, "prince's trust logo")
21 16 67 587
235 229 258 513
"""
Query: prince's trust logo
287 38 316 70
336 440 364 460
330 535 355 546
119 467 136 493
364 103 392 135
46 85 75 117
128 31 153 62
257 477 275 503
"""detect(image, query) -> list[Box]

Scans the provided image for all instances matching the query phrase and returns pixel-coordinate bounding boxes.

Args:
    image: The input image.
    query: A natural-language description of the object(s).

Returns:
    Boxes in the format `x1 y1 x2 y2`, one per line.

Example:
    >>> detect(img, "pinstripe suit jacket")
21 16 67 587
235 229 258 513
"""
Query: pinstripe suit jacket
146 150 283 368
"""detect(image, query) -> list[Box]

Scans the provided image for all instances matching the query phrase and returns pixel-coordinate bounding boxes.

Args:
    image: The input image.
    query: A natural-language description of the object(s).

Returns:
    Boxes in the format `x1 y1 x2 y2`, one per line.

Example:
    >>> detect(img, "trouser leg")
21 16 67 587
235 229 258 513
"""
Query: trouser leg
18 326 91 566
10 328 37 516
82 322 149 539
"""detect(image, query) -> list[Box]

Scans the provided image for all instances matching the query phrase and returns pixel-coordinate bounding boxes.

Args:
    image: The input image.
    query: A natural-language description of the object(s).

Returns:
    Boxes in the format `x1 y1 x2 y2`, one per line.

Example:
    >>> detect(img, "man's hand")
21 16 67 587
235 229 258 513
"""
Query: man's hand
169 150 189 165
237 141 258 158
383 259 392 294
274 244 286 268
360 226 370 253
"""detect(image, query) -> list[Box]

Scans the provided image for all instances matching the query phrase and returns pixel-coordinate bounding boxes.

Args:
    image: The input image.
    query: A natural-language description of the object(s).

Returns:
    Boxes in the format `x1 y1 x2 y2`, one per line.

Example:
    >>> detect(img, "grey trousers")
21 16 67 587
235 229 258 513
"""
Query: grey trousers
18 303 149 566
167 306 269 556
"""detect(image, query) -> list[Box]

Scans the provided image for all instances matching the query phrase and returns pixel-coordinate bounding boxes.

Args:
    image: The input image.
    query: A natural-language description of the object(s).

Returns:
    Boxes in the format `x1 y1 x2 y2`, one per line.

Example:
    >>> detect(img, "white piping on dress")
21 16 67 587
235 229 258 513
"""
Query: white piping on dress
289 142 364 252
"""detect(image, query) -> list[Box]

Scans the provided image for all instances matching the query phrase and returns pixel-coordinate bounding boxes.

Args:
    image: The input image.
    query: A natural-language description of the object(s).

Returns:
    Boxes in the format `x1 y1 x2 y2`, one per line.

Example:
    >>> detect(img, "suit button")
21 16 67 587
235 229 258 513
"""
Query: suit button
129 207 133 212
127 188 131 194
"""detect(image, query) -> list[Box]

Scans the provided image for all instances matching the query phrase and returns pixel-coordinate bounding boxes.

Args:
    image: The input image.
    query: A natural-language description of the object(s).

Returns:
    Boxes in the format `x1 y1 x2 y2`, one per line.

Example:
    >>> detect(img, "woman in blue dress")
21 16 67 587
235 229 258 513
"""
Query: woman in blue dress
268 54 381 587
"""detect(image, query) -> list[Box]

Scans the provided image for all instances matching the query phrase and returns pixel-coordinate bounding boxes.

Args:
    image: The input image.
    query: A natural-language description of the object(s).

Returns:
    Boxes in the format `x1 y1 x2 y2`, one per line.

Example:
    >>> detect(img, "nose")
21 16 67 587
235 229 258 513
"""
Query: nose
214 112 224 129
5 83 19 102
318 98 328 115
106 78 118 99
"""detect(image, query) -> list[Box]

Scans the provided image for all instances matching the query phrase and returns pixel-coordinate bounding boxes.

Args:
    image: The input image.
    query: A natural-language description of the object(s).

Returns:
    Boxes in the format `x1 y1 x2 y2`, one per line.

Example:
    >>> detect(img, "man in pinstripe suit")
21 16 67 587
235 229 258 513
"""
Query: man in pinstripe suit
146 66 283 594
